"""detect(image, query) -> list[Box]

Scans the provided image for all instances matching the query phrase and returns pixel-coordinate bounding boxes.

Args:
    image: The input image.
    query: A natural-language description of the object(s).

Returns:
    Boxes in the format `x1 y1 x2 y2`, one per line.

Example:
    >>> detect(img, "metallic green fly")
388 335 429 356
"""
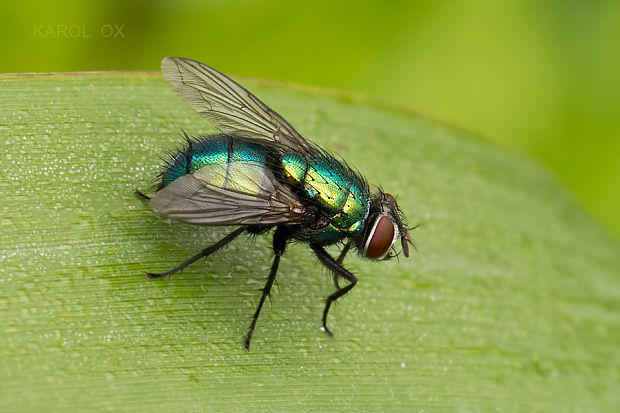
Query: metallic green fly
136 57 414 350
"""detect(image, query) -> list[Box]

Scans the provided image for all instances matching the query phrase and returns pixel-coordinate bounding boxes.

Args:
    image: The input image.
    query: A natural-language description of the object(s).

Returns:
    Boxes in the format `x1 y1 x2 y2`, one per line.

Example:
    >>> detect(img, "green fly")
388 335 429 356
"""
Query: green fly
136 57 414 350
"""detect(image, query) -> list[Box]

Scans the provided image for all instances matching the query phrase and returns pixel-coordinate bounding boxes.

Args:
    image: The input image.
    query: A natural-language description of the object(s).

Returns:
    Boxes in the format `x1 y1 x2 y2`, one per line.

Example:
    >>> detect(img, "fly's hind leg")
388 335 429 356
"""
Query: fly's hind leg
134 190 151 200
311 244 358 337
146 226 247 278
244 226 289 351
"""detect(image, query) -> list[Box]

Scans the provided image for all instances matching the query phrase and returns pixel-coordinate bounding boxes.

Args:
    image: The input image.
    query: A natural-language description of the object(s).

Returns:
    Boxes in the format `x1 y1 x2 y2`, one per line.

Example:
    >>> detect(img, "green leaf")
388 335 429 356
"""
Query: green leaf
1 73 618 411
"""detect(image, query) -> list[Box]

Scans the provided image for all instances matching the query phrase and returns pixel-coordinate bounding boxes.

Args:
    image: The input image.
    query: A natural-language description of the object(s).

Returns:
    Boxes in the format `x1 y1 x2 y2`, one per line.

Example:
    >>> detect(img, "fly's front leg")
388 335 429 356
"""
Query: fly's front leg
332 241 352 289
311 244 358 338
244 226 288 351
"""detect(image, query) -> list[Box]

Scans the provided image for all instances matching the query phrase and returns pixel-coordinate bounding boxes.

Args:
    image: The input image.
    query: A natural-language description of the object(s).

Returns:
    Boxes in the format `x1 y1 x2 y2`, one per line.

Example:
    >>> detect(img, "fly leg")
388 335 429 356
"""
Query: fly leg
336 241 352 265
134 190 151 200
146 227 247 278
244 226 288 351
332 241 352 288
311 244 358 338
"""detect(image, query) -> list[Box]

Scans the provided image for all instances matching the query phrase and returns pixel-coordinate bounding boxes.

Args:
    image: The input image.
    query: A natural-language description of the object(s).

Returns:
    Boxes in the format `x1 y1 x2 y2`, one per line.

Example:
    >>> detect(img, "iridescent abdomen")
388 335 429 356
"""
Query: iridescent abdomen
162 135 269 193
151 135 305 226
281 151 370 238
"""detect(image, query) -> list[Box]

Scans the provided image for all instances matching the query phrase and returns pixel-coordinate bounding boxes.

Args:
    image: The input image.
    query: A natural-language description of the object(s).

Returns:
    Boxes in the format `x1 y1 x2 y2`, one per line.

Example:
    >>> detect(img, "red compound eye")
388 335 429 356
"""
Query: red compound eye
364 216 395 259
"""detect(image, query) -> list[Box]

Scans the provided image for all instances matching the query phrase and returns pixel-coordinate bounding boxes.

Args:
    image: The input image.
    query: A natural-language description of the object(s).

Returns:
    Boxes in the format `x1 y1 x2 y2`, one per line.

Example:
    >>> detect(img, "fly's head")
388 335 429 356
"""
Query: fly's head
358 192 413 260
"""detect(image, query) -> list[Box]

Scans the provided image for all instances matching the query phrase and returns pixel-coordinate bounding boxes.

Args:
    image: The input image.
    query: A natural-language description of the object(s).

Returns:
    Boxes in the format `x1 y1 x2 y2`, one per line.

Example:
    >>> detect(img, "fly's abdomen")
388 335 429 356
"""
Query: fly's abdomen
162 135 269 194
281 151 369 233
152 135 305 226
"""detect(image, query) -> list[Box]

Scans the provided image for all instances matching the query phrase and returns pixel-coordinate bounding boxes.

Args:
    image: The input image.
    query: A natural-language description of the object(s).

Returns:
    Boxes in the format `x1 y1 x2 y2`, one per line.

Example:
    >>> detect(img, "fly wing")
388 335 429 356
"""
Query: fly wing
161 57 313 152
149 160 305 226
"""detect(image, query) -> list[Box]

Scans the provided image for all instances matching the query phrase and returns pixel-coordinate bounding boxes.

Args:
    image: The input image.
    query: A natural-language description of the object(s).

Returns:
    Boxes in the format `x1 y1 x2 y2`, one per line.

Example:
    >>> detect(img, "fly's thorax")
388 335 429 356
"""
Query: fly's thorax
280 151 306 183
281 151 370 235
291 223 346 245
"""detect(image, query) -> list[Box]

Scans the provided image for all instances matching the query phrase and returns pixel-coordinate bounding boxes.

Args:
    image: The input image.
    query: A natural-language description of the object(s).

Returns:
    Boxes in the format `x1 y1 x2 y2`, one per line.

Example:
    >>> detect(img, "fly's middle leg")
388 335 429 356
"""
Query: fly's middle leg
244 226 289 351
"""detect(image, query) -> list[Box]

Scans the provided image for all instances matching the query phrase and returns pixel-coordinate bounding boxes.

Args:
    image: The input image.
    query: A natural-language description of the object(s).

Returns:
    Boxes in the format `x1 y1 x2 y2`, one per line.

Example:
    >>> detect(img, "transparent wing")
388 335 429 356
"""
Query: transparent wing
161 57 313 152
149 161 305 226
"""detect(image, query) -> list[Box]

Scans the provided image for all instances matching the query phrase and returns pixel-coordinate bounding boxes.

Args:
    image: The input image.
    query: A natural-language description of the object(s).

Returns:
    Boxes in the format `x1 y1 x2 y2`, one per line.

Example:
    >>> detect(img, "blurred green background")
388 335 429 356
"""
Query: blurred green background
3 0 619 237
